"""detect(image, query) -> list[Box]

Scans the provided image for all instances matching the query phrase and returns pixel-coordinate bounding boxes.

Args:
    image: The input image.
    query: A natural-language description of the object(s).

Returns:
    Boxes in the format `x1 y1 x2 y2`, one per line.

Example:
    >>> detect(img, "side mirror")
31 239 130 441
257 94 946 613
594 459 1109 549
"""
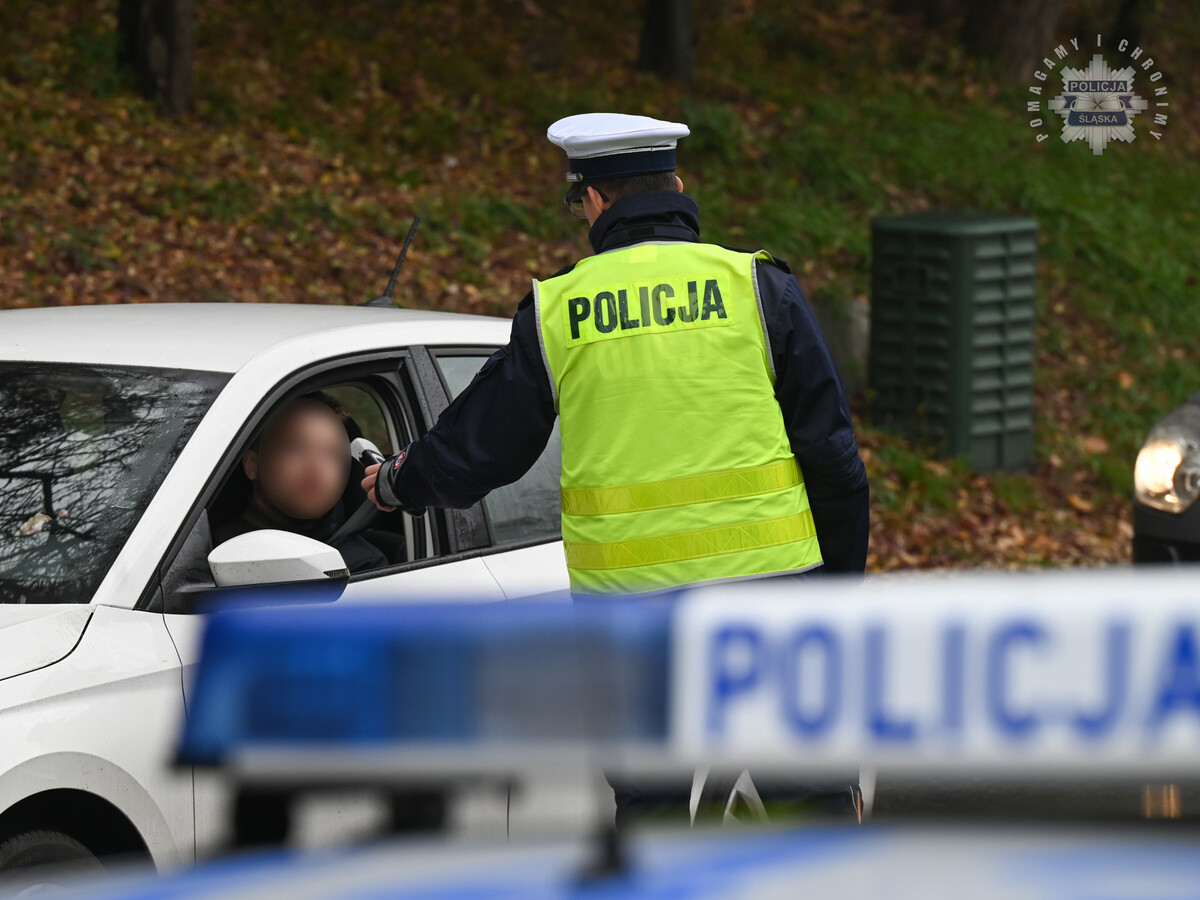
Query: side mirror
200 530 350 607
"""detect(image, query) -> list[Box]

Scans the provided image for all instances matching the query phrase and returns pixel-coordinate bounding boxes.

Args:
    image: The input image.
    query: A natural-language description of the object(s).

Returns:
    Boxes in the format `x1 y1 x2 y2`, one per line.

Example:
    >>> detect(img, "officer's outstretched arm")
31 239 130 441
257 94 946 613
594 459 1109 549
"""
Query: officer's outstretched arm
374 298 558 512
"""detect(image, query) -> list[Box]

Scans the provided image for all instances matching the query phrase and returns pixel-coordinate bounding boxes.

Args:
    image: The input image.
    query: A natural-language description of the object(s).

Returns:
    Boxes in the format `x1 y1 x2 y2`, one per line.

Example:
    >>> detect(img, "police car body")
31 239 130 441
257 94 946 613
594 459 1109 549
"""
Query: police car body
47 563 1200 900
0 302 569 878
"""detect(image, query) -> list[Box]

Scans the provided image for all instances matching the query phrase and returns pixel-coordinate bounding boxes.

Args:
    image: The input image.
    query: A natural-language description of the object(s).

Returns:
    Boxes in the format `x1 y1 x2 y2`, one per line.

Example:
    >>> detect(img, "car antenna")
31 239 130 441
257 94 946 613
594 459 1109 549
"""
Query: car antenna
362 214 421 308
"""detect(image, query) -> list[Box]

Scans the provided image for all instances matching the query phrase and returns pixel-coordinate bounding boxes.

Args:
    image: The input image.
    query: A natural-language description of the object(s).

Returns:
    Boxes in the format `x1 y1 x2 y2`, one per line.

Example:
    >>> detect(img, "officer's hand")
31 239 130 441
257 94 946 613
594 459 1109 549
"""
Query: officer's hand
361 463 398 512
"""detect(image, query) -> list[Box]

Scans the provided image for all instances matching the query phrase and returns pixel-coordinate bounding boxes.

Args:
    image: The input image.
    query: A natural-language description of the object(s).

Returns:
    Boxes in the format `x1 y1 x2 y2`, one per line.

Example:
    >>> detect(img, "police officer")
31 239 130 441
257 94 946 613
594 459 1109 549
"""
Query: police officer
362 112 869 823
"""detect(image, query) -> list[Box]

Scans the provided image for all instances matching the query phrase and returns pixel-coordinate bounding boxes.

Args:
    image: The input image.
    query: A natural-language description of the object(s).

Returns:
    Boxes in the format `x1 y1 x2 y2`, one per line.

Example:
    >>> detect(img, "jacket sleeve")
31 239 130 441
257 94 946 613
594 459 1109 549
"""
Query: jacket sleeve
378 292 558 510
757 258 870 574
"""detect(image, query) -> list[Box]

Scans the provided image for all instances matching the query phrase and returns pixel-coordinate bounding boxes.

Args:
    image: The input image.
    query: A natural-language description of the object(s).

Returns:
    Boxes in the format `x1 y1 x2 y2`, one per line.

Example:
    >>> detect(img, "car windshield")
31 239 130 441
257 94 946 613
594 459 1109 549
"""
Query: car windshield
0 362 229 604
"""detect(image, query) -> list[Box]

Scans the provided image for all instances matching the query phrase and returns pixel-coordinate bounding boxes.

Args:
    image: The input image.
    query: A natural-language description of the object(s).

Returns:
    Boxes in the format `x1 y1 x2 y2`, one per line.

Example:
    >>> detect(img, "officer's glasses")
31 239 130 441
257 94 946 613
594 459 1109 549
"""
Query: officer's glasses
564 182 608 219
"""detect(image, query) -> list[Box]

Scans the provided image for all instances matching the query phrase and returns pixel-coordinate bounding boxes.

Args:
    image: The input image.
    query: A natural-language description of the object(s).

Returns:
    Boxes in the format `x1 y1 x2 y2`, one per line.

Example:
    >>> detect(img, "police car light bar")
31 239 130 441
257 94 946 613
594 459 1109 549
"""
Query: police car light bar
177 565 1200 781
178 598 672 771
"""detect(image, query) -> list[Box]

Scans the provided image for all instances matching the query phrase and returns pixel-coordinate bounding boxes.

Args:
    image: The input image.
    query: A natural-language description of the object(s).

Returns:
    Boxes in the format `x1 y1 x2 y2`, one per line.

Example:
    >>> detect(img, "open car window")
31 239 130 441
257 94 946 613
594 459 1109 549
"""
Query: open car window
321 384 394 458
159 363 428 613
204 380 410 571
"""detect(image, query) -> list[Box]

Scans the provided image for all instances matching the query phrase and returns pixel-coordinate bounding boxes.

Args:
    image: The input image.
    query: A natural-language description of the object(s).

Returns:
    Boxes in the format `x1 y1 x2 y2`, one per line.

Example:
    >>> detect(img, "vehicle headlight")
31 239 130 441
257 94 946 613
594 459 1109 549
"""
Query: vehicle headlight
1134 400 1200 514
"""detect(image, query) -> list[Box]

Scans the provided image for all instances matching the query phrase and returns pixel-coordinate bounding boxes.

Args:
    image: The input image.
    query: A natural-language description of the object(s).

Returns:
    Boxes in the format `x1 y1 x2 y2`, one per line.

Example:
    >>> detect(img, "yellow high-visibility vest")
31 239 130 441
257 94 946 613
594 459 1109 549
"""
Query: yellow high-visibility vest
533 240 823 595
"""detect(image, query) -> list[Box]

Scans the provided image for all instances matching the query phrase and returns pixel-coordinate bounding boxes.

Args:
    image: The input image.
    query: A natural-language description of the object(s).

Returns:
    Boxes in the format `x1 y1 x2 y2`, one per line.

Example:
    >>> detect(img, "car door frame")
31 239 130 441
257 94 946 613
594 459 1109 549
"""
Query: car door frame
140 346 506 613
145 344 497 858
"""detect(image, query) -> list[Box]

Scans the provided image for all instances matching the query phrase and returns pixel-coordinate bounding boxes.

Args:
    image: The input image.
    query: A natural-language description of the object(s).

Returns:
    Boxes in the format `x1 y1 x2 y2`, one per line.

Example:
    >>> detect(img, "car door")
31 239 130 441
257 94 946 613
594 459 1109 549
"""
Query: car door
156 349 508 855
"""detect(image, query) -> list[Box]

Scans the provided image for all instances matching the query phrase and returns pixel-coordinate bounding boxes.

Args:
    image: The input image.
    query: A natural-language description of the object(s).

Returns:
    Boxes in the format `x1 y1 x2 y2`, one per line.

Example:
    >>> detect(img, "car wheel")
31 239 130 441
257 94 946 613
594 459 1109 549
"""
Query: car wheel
0 829 106 893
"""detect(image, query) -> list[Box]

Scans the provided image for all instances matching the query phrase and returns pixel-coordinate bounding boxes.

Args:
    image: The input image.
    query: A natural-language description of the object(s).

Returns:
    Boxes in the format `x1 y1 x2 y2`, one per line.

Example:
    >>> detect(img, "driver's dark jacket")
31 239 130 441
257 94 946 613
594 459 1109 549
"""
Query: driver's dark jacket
213 492 387 573
380 190 870 574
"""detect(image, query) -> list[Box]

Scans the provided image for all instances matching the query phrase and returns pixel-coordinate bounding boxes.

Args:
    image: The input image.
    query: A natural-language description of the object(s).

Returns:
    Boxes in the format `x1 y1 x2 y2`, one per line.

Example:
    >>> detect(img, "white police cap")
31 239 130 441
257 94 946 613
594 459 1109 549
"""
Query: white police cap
547 113 689 182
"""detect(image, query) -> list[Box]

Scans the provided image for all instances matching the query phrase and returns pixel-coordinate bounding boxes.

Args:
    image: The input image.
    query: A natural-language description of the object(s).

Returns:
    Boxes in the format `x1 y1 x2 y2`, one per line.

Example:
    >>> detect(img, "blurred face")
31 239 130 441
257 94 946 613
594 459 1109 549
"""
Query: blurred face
245 400 350 520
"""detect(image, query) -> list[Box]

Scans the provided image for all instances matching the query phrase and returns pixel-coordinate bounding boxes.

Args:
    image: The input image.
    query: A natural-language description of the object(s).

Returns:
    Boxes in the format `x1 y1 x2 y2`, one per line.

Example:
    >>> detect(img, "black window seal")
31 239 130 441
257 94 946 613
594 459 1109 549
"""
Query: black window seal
407 345 491 554
423 345 518 548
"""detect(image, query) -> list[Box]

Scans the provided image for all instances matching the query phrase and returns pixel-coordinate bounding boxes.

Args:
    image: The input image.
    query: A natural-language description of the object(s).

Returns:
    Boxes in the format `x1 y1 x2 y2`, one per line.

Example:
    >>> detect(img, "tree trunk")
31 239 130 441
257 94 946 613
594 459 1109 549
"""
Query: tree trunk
117 0 194 114
637 0 695 83
889 0 960 29
1110 0 1148 49
961 0 1064 83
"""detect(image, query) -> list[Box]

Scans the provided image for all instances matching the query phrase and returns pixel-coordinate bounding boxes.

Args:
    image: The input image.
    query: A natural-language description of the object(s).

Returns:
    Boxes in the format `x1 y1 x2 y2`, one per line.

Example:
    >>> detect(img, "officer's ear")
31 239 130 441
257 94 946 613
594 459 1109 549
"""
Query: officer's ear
675 175 684 193
585 185 611 213
242 449 258 481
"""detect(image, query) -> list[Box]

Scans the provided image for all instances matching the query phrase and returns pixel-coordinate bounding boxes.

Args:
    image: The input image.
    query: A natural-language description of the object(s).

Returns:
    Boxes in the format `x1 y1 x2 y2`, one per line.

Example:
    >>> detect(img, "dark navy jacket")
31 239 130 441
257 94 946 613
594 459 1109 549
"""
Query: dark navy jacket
379 190 870 573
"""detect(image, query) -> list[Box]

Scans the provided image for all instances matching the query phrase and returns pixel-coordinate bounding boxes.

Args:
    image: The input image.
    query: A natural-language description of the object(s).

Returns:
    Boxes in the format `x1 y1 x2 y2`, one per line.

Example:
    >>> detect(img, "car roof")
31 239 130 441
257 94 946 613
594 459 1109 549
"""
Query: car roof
0 302 511 373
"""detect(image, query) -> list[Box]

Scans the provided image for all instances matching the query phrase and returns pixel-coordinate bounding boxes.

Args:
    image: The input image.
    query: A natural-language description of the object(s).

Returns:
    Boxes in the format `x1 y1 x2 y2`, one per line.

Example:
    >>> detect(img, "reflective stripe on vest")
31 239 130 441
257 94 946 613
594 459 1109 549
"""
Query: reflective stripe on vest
533 240 823 595
564 510 817 571
561 458 801 517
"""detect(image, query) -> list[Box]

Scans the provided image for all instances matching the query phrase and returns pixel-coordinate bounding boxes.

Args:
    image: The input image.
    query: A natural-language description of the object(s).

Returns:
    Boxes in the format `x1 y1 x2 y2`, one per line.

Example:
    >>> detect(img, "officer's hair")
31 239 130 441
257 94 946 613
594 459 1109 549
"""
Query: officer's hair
590 170 678 203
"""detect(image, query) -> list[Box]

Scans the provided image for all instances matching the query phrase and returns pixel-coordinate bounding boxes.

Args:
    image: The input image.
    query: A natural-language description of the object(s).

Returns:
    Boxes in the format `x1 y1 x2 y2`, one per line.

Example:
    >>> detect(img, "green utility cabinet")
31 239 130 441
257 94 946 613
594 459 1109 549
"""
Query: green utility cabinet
869 211 1038 472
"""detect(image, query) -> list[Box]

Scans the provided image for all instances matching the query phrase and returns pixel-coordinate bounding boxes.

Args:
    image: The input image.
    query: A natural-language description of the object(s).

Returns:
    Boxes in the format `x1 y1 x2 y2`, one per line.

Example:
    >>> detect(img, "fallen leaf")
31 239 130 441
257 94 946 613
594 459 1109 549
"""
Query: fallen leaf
1067 494 1094 513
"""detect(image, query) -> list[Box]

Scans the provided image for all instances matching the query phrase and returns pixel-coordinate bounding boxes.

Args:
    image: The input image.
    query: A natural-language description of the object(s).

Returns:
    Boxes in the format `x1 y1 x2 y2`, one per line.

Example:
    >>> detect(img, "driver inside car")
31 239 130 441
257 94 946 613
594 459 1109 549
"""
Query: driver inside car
212 392 387 573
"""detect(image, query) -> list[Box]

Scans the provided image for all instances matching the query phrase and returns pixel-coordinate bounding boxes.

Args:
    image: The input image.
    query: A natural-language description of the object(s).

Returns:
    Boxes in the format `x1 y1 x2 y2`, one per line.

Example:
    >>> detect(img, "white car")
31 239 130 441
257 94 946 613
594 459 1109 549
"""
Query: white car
0 302 570 880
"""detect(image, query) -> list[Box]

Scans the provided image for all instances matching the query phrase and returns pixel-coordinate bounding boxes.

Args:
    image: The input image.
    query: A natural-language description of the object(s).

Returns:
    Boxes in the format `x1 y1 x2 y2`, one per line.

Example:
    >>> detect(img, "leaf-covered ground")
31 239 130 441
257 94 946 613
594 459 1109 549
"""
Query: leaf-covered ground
3 0 1198 572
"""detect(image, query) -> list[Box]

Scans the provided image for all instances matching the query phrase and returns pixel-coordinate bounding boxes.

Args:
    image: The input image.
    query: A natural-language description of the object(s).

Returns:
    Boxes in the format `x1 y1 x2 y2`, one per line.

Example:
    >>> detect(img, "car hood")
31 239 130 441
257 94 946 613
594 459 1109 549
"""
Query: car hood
0 605 93 681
